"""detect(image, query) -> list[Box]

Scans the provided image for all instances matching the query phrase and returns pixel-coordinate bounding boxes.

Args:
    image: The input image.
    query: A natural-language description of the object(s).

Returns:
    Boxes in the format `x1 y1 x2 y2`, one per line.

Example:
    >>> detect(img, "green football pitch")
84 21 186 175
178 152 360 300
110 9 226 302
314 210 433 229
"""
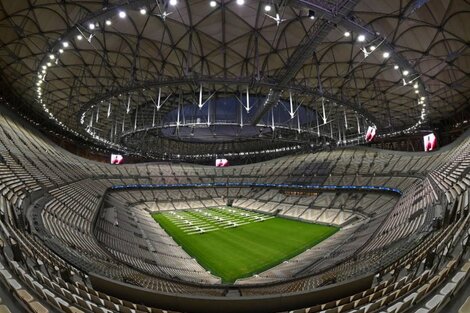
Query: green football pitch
152 207 339 283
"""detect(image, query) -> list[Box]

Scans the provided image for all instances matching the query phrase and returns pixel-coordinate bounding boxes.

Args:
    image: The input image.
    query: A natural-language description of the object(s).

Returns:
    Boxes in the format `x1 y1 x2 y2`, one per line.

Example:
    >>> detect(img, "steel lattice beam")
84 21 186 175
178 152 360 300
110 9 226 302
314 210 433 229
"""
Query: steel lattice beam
251 0 362 125
77 76 379 126
31 0 430 141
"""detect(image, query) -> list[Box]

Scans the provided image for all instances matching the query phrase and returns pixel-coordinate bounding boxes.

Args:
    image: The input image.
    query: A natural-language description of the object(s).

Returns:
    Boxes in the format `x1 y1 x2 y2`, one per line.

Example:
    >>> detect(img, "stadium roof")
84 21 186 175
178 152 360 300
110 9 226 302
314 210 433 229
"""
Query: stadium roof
0 0 468 157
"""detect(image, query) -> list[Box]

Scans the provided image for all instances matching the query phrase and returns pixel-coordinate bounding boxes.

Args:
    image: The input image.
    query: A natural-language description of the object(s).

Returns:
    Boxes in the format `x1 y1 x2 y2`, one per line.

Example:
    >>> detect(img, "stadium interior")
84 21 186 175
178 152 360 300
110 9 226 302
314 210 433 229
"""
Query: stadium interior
0 0 469 313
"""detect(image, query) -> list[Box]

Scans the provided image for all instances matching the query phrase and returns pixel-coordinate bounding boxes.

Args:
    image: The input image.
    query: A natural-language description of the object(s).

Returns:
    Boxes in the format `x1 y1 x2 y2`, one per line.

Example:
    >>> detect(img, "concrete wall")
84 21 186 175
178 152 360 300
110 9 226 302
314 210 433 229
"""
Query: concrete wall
90 273 374 313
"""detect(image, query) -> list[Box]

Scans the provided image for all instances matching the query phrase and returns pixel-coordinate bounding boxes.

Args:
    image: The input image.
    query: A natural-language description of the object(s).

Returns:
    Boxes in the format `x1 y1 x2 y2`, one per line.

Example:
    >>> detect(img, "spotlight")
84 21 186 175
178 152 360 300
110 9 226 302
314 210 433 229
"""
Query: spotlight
414 83 419 89
236 0 244 5
118 11 126 18
264 4 271 11
169 0 178 5
403 70 409 76
76 34 83 40
88 23 95 30
46 62 52 67
62 42 69 48
344 31 351 37
394 65 399 70
59 49 64 54
49 54 55 60
357 34 365 42
383 52 390 58
140 8 147 15
210 1 217 7
420 96 425 101
105 19 112 26
308 10 315 20
369 45 376 51
415 90 419 94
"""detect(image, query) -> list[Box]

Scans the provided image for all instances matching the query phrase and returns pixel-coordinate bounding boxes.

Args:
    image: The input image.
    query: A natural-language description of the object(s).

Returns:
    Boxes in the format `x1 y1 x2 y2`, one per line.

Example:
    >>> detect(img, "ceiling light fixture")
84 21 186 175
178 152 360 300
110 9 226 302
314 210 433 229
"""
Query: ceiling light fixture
169 0 178 6
236 0 245 5
118 11 126 18
264 4 271 11
105 19 112 26
210 1 217 7
357 34 365 42
76 34 83 40
344 31 351 37
88 23 95 30
403 70 409 76
140 8 147 15
383 52 390 58
308 10 315 20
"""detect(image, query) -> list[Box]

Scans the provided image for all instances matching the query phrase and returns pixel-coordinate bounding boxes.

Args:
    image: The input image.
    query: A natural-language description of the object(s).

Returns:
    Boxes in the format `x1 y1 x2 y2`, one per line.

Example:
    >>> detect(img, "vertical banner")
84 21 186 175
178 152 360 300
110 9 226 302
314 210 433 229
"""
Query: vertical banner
423 133 437 151
365 126 376 142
